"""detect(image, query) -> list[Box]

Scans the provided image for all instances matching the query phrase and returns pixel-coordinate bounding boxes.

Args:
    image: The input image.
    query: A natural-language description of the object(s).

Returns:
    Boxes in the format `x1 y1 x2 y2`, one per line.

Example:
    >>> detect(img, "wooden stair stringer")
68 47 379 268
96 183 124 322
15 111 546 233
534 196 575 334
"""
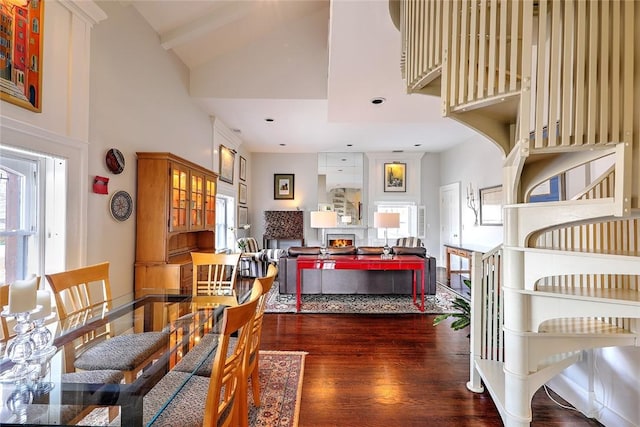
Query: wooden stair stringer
447 99 517 157
521 248 640 292
520 147 617 201
510 327 638 373
508 199 619 245
519 289 640 333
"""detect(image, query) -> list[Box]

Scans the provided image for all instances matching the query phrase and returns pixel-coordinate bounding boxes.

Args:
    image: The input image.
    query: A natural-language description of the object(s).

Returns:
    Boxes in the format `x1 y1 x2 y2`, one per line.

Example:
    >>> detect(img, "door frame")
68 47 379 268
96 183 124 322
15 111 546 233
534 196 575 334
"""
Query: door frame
439 182 461 267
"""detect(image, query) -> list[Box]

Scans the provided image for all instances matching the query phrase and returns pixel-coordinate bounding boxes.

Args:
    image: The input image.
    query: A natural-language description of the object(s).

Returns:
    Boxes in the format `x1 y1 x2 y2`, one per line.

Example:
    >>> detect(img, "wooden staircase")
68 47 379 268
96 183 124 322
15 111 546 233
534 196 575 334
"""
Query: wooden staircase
391 0 639 425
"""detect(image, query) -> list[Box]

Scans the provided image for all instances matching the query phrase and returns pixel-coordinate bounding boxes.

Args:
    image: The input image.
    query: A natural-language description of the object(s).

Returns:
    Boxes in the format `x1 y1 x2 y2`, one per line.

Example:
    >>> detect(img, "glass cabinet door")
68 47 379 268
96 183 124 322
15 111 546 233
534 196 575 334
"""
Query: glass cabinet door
204 176 216 228
190 172 204 229
171 164 189 231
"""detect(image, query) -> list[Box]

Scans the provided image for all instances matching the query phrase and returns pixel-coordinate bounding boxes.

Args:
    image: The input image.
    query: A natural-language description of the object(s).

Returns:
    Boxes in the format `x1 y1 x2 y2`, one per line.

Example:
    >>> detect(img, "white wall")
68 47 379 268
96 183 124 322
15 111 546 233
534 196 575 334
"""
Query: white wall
439 135 504 249
420 153 441 257
1 1 106 274
249 153 317 246
88 1 215 297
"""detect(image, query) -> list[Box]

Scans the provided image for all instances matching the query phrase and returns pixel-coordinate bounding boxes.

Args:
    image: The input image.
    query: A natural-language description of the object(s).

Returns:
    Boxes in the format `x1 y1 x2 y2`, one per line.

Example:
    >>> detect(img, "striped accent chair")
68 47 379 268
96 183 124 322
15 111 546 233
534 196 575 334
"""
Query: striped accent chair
237 238 286 277
237 237 264 277
395 237 423 247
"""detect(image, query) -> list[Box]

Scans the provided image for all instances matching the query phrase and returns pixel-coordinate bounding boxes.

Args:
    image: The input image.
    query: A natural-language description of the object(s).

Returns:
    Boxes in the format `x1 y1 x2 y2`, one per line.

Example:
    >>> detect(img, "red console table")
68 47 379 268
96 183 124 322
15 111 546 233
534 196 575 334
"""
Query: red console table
295 255 426 312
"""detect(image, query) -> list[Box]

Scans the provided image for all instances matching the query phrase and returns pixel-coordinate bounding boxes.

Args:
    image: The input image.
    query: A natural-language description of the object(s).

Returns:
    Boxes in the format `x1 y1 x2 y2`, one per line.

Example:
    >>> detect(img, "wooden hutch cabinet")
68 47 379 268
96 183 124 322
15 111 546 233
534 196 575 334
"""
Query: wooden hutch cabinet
135 152 218 295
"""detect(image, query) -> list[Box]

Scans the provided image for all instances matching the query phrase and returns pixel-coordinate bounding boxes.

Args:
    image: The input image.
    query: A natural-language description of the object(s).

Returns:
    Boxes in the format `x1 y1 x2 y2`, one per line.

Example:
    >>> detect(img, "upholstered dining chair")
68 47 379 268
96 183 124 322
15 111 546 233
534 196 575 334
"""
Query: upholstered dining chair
191 252 241 307
143 281 262 427
46 262 169 383
166 265 277 427
237 263 278 427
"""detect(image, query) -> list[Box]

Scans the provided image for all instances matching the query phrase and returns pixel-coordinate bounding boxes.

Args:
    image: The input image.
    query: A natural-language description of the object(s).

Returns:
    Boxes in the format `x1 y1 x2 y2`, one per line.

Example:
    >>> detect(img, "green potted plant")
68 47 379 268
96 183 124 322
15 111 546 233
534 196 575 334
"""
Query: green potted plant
433 279 471 334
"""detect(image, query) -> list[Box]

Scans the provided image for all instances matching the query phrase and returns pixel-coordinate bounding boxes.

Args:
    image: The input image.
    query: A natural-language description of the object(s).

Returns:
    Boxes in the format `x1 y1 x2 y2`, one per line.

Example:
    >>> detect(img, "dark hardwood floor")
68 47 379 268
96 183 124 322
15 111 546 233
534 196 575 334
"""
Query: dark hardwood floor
259 313 603 426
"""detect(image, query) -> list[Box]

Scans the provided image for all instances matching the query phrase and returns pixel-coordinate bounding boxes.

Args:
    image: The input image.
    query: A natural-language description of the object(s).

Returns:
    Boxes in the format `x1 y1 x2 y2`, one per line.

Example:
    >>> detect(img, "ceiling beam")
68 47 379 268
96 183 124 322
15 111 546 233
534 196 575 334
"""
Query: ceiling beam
159 2 253 51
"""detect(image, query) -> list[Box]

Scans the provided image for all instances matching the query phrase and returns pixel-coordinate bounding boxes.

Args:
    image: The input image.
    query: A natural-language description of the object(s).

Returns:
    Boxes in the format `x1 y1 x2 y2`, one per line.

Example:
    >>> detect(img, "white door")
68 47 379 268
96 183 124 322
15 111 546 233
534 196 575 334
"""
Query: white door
439 183 461 266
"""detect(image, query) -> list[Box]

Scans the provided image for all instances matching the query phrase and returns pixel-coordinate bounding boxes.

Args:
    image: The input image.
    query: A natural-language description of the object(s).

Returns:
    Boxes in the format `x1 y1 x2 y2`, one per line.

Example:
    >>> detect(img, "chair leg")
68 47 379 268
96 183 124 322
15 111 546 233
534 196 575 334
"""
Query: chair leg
237 372 249 427
251 367 261 406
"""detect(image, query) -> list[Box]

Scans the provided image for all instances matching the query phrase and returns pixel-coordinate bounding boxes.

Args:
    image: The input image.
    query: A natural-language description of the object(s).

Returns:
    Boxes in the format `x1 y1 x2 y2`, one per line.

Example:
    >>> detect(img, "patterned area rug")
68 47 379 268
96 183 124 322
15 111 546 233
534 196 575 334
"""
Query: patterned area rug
248 351 307 427
79 351 306 427
265 282 458 314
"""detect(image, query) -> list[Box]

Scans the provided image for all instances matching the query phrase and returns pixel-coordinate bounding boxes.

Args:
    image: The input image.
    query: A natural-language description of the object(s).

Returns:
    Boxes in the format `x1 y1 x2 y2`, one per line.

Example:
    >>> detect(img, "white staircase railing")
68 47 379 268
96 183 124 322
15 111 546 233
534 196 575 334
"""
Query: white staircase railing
467 245 503 392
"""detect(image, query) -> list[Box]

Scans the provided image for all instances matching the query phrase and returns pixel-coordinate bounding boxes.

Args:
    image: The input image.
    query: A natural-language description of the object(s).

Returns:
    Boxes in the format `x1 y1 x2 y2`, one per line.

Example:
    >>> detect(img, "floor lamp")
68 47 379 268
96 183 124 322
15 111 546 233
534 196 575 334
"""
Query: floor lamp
310 211 338 256
374 212 400 254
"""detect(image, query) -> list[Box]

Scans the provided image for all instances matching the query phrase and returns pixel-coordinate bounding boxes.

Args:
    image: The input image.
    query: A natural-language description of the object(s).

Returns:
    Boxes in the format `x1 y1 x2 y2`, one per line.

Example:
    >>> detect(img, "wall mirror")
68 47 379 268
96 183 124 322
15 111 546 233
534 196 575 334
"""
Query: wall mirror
317 153 363 226
479 185 503 225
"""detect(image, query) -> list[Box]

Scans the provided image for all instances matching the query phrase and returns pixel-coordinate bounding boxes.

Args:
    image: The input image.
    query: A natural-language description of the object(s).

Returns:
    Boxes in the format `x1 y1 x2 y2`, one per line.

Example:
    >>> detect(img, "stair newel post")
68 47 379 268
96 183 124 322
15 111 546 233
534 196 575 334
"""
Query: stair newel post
467 251 485 393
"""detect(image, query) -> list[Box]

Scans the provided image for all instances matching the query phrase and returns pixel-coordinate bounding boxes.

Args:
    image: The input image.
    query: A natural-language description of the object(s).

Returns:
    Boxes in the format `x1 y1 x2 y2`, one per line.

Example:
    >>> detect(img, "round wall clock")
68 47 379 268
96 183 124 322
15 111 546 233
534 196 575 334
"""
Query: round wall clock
110 190 133 221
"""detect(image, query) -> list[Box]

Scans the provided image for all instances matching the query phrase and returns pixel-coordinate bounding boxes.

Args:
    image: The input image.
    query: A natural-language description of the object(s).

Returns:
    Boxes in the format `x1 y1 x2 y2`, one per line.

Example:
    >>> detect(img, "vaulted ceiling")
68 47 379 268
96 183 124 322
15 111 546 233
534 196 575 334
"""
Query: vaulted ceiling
131 0 476 153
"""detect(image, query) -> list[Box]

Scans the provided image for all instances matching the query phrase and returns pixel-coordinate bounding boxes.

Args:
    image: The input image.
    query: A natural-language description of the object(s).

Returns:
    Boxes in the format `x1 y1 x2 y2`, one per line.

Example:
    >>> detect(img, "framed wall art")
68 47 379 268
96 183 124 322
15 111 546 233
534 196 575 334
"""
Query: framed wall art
239 156 247 181
238 205 249 227
0 0 45 112
384 163 406 192
239 182 247 205
219 145 235 184
479 185 503 226
274 173 294 200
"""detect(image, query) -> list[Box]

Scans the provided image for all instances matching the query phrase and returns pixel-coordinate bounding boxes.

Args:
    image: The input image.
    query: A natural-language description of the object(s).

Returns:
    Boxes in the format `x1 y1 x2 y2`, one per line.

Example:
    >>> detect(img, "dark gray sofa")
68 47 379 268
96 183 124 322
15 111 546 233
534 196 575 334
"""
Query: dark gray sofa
278 245 437 295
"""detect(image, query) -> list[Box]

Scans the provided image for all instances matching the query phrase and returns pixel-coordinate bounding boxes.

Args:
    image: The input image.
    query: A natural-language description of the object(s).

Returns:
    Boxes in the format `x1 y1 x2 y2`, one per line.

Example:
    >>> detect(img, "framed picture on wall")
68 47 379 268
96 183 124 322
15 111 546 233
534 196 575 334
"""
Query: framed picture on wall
0 0 45 112
239 156 247 181
274 174 295 200
384 163 406 192
238 205 249 227
219 145 235 184
239 182 247 205
479 185 503 225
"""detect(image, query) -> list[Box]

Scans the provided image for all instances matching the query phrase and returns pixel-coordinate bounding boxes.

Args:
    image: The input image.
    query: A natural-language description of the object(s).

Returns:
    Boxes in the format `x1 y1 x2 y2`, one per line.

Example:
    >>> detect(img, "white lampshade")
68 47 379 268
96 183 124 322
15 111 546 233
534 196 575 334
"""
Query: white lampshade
310 211 338 228
374 212 400 229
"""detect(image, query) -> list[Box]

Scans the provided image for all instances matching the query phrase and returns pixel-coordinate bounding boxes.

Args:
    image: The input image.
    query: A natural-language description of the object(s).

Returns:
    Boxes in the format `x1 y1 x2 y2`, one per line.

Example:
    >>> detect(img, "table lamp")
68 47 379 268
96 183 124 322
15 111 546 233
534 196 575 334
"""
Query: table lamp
310 211 338 255
374 212 400 253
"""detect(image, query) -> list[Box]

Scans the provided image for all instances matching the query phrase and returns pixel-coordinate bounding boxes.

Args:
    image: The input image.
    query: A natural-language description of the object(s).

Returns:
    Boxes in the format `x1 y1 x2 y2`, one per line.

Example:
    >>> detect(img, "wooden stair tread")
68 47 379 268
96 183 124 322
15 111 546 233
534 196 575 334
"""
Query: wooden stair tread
538 318 635 335
532 286 640 305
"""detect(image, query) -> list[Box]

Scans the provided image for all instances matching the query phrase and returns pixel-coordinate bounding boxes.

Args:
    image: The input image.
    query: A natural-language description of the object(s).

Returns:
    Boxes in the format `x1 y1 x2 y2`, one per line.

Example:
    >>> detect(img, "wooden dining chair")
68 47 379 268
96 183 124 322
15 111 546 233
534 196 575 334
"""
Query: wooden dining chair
237 263 278 427
46 262 169 383
191 252 241 307
142 282 262 427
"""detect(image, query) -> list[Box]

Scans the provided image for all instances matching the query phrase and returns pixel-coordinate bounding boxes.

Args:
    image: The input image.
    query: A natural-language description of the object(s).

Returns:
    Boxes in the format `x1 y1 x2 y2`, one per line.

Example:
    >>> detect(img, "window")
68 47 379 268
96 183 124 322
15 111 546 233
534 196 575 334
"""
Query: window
375 203 417 241
0 146 66 285
215 194 236 251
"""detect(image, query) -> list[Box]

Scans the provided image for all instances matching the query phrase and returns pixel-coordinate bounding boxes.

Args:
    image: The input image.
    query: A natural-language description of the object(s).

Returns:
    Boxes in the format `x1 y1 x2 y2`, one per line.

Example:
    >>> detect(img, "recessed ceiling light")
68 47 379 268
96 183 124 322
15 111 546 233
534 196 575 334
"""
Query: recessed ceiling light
414 143 422 147
279 143 286 146
232 128 241 134
370 97 386 105
265 118 275 122
392 150 404 153
346 144 353 147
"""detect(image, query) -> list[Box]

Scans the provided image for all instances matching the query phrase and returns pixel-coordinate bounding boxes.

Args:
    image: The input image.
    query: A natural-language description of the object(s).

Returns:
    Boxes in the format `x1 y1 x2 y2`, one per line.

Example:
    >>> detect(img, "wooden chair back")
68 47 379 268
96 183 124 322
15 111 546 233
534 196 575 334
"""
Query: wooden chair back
236 263 278 426
45 262 112 320
203 281 261 427
191 252 240 300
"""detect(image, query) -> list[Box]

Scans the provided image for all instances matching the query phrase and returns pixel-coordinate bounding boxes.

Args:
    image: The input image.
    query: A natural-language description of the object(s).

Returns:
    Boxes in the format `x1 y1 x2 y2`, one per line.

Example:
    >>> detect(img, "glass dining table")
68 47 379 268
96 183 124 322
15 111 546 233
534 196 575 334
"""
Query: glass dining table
0 289 228 426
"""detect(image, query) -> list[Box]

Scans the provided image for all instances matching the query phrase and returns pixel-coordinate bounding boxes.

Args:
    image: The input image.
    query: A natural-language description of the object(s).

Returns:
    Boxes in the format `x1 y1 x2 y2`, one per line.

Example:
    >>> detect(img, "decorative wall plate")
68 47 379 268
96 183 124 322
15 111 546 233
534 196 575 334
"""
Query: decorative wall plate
106 148 125 174
110 190 133 221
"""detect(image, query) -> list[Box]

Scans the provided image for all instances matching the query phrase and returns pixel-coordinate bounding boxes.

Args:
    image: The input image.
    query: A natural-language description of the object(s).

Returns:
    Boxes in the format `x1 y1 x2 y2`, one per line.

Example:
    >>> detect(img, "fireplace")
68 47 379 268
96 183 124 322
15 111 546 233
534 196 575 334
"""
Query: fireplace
326 234 356 248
